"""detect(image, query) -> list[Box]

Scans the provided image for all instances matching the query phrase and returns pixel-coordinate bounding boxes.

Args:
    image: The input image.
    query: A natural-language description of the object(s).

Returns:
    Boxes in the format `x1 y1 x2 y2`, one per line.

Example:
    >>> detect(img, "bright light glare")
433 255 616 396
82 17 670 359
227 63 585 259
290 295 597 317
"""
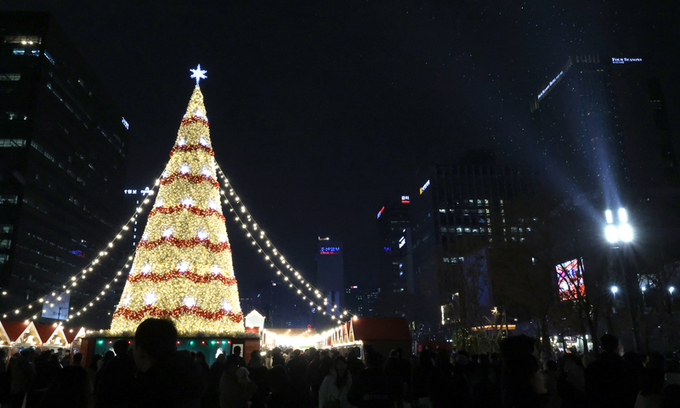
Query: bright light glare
618 208 628 223
605 210 613 224
611 286 619 294
670 287 676 295
605 225 618 243
618 224 633 242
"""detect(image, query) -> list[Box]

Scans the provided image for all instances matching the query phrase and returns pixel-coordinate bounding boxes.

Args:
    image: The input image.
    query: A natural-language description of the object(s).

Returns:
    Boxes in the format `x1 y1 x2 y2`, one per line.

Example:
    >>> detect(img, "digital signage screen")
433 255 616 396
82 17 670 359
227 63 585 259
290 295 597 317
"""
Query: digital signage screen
556 258 586 301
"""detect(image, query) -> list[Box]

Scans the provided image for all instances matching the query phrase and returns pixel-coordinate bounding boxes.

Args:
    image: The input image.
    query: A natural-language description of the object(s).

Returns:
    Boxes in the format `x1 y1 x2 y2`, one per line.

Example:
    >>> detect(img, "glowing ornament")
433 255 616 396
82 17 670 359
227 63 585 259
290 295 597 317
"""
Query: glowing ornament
177 138 186 146
142 233 149 241
210 265 221 275
199 137 209 146
182 197 194 207
197 230 208 241
121 294 131 306
144 292 157 305
208 200 219 211
189 64 207 85
155 198 164 208
222 301 231 312
220 234 228 243
184 297 196 308
141 263 152 274
162 228 173 238
193 108 204 117
202 167 212 178
180 164 190 174
178 262 189 273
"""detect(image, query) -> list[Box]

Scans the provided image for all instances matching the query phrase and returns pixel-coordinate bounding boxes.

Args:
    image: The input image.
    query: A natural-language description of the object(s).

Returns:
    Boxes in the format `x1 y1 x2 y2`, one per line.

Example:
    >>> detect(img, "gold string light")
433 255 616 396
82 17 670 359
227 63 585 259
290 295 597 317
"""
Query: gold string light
214 164 355 323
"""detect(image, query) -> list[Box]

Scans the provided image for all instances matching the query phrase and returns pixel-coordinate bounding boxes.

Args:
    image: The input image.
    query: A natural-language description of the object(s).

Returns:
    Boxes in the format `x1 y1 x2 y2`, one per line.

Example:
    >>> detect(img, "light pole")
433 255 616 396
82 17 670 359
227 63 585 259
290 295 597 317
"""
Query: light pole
670 287 675 313
604 208 641 352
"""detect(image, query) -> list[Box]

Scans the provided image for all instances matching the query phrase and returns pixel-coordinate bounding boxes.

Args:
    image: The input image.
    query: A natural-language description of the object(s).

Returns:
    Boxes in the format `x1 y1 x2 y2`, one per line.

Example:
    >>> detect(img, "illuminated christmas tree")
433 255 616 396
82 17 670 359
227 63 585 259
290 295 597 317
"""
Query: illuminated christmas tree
110 66 244 336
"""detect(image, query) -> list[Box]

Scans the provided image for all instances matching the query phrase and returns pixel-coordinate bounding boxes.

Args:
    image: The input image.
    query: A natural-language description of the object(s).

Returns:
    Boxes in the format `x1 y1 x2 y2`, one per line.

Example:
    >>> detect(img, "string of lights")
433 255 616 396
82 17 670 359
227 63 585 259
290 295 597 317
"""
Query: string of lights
214 164 353 323
0 179 161 320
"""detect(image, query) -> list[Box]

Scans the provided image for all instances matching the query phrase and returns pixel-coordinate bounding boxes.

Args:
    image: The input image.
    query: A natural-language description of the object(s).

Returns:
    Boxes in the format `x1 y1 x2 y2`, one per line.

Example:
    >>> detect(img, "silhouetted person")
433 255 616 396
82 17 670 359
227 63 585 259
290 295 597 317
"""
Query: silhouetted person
271 348 285 367
73 352 84 366
10 348 35 408
500 335 547 408
130 318 202 408
226 346 246 368
348 351 389 408
94 339 136 408
246 350 268 408
319 355 353 408
584 334 638 408
206 354 227 408
219 359 256 408
40 365 92 408
411 349 433 406
346 347 365 378
266 365 293 408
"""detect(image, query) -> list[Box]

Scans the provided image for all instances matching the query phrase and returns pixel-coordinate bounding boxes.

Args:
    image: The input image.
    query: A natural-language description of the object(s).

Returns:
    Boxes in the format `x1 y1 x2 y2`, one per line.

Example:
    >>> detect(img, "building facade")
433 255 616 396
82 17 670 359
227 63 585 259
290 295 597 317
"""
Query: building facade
407 152 539 339
0 12 129 327
316 237 344 316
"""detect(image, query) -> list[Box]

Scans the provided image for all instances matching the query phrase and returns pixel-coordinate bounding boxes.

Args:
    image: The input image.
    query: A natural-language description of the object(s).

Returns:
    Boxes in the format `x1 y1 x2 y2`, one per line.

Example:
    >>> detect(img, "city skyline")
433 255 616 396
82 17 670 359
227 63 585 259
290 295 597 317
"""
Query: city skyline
2 1 679 322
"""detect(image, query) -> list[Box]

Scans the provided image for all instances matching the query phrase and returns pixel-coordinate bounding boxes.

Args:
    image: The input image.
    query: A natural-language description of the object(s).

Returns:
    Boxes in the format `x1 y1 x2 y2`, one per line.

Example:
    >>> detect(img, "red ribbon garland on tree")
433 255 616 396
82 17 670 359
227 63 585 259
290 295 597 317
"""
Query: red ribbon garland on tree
148 205 226 222
169 144 215 157
137 236 231 253
128 269 238 285
113 304 244 323
160 172 220 188
180 116 209 127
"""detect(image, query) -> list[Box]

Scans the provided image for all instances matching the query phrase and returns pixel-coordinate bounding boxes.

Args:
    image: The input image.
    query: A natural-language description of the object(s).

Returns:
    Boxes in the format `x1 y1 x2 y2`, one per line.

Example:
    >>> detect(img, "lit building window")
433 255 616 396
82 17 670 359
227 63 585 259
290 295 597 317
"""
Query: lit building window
0 73 20 81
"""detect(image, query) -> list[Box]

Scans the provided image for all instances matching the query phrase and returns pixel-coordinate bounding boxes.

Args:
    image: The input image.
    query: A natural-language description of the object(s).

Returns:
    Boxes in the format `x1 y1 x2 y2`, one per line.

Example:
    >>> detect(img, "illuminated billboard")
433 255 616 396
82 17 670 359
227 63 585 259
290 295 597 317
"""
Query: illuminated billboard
41 292 70 320
556 258 585 301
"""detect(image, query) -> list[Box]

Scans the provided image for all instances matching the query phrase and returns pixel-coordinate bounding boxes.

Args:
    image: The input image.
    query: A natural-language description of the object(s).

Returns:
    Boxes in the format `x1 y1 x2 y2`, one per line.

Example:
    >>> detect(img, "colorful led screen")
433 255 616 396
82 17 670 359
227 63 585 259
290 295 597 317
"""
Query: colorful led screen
556 258 586 301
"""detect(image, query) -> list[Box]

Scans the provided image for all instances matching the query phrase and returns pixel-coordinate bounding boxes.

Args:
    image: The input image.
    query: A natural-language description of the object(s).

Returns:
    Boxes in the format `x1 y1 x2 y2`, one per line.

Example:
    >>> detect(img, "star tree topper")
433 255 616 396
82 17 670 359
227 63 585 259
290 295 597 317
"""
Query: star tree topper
190 64 207 85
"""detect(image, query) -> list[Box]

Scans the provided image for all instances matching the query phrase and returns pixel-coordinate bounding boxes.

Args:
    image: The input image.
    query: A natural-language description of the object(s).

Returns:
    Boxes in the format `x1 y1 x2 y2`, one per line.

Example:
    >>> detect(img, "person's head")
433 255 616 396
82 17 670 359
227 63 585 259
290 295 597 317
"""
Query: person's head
103 350 115 361
196 352 207 364
113 339 129 356
133 318 178 372
233 346 242 357
600 334 620 354
334 355 348 376
73 353 83 364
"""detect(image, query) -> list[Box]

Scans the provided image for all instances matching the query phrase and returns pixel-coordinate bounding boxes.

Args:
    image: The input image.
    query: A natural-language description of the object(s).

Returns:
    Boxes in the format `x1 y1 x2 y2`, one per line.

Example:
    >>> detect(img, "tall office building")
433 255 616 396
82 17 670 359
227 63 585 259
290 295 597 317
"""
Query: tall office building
408 151 538 338
0 12 129 327
316 237 344 316
376 195 414 295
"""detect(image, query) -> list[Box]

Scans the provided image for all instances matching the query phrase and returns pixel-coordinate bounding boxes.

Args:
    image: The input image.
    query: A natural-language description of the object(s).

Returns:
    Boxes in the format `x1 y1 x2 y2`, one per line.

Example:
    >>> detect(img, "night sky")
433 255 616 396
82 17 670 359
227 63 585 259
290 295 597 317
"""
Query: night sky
6 1 680 303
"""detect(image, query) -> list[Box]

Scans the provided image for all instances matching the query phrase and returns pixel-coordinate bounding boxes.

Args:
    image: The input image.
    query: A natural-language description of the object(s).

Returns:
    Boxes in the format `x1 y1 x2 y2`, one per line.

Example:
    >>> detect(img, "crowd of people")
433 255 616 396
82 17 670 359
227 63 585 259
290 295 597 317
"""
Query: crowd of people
0 319 678 408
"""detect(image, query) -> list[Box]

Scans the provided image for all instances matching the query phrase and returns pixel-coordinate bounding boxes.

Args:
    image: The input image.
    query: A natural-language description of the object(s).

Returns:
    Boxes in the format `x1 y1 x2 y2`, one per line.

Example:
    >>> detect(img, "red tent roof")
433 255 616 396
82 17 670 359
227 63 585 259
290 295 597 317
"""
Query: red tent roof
351 317 411 341
33 324 57 343
63 327 84 343
2 320 31 342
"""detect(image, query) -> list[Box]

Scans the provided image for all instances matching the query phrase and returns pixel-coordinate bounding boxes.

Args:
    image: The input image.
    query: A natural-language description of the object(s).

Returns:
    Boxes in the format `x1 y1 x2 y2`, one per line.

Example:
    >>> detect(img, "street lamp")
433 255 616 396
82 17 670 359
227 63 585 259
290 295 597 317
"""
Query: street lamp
611 286 619 295
605 209 633 243
670 286 676 295
605 208 640 351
